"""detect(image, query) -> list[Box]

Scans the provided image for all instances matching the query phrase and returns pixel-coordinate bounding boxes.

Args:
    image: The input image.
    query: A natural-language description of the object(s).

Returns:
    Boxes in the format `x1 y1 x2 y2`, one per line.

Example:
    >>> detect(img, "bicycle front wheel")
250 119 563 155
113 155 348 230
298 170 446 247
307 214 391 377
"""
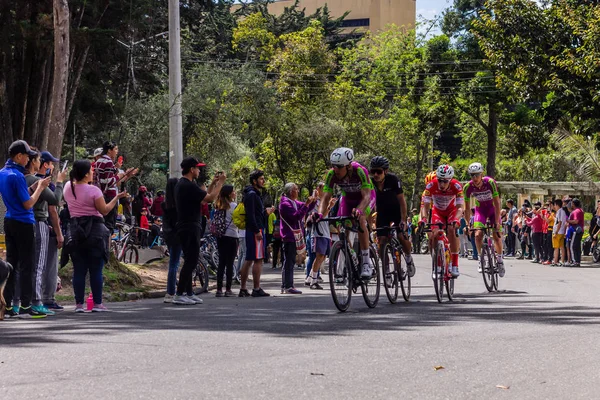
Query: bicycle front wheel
193 261 209 294
481 245 495 292
382 243 399 304
433 242 444 303
329 241 352 312
593 244 600 263
446 277 454 301
123 245 139 264
361 246 380 308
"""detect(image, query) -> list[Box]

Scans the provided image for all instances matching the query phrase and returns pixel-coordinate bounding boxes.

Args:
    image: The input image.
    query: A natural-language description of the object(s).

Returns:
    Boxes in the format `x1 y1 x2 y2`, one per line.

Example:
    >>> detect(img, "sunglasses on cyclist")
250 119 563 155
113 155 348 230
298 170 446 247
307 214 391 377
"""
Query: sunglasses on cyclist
332 164 346 169
438 179 449 183
370 169 384 175
470 173 482 178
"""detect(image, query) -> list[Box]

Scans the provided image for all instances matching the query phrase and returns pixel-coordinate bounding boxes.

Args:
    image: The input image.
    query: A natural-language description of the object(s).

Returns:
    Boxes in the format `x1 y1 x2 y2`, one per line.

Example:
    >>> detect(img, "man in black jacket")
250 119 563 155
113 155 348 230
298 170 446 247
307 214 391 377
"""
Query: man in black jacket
239 170 273 297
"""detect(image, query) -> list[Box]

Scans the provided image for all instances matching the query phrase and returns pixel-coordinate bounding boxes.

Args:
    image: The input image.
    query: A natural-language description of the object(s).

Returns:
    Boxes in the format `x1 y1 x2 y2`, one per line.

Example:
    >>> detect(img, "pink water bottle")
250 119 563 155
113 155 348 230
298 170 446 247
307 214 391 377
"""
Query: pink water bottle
86 293 94 311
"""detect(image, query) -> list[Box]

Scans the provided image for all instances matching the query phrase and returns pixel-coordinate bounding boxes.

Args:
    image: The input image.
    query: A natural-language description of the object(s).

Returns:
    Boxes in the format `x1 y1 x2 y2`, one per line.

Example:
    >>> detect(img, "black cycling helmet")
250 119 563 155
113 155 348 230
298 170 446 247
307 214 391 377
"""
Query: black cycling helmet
370 156 390 170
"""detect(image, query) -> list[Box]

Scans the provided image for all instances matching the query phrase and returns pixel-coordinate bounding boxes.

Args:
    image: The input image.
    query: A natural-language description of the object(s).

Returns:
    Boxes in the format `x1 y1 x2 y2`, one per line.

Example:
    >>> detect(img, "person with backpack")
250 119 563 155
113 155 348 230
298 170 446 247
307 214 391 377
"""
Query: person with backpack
212 185 238 297
271 209 282 268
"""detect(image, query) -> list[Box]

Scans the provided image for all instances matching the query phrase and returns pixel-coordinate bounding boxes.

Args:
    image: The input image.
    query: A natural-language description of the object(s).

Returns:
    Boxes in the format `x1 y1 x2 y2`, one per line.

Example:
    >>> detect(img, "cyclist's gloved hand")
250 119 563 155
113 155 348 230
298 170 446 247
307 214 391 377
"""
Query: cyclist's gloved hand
352 208 364 218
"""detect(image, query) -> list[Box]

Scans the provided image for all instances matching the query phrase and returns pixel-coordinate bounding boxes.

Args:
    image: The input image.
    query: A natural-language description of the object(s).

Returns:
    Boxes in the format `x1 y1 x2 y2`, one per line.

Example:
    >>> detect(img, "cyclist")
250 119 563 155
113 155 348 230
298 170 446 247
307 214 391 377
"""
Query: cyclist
319 148 376 278
370 156 415 276
420 164 464 278
462 162 505 276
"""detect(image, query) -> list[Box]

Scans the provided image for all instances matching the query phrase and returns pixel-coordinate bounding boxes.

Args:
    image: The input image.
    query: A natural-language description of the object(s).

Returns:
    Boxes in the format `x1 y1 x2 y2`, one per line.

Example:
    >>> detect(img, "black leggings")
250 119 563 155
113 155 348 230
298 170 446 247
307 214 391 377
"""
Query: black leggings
272 238 282 267
217 236 238 291
532 232 543 261
3 219 35 307
176 226 200 296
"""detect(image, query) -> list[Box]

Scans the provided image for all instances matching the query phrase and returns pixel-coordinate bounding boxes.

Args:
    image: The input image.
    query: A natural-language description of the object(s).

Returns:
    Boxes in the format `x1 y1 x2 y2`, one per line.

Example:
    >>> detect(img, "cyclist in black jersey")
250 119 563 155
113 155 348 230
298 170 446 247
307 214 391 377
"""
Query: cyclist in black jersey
370 156 416 277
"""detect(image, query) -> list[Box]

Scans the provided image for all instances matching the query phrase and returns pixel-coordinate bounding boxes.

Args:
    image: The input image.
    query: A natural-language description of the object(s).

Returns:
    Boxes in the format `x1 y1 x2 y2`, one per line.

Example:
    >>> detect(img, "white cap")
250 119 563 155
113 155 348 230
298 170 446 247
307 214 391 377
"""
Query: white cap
93 148 103 157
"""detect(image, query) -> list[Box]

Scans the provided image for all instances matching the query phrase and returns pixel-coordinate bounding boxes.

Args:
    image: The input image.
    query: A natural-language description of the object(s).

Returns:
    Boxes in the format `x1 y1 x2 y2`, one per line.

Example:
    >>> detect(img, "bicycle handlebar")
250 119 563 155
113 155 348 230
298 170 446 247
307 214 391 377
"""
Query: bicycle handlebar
315 215 363 236
420 222 459 238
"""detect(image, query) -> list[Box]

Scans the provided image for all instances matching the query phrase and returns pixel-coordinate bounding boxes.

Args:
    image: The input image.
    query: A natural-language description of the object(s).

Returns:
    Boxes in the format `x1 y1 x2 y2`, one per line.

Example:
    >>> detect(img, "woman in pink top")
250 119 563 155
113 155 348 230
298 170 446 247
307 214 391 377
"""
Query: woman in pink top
63 160 127 312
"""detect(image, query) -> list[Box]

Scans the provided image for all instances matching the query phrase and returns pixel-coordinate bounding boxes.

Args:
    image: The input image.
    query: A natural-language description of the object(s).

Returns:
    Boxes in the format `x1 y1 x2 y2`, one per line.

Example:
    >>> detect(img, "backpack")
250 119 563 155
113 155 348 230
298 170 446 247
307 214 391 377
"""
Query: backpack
232 202 246 229
210 209 229 238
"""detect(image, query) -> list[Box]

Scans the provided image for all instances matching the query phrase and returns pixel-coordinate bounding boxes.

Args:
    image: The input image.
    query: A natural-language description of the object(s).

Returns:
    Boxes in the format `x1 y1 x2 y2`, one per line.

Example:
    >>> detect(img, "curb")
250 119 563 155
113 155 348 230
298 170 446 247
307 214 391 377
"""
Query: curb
103 284 218 302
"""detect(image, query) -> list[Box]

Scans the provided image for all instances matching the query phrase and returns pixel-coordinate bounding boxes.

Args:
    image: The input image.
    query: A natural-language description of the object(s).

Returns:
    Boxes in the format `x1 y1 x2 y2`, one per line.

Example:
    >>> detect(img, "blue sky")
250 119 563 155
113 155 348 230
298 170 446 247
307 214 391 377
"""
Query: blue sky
416 0 453 35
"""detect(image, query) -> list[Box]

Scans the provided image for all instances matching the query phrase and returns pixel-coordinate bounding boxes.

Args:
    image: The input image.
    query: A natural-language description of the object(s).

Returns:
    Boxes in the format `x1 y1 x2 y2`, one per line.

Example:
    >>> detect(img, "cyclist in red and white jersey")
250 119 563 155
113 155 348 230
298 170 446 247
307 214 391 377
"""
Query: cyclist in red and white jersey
420 164 464 278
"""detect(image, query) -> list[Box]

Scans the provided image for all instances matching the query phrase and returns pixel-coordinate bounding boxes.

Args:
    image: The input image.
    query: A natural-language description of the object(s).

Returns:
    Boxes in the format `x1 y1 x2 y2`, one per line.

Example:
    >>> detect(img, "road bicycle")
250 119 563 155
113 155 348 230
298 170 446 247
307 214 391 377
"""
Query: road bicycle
422 222 456 303
479 224 502 292
376 225 411 303
111 223 148 264
317 216 380 312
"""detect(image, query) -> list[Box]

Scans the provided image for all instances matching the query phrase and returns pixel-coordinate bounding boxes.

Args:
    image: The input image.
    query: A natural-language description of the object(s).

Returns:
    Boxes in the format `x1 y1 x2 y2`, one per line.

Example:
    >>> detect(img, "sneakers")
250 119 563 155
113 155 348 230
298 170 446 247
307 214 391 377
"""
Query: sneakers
74 304 85 313
478 264 483 273
224 290 235 297
44 302 64 310
187 294 204 304
450 266 460 278
164 294 174 303
304 276 311 286
4 306 19 318
310 283 323 290
32 304 55 316
238 289 251 297
215 290 224 298
406 258 416 277
19 306 47 318
284 287 302 294
251 288 270 297
92 303 111 312
173 294 196 305
498 262 506 278
542 261 551 265
361 263 373 278
431 267 442 280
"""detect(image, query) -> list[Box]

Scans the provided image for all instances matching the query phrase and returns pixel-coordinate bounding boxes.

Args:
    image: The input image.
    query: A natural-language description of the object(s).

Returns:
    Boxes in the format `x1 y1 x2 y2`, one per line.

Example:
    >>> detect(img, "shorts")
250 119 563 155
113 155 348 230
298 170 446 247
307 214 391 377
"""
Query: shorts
338 192 376 217
245 229 265 261
311 236 331 256
431 207 459 228
552 234 565 249
473 207 501 232
104 196 118 230
375 214 401 230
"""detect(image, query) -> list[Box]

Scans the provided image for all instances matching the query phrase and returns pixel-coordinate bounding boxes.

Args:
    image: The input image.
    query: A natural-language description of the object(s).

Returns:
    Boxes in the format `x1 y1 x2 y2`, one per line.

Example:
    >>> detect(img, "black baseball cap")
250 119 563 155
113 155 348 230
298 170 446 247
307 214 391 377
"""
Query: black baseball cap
534 201 542 207
40 151 59 163
180 157 206 170
9 140 37 157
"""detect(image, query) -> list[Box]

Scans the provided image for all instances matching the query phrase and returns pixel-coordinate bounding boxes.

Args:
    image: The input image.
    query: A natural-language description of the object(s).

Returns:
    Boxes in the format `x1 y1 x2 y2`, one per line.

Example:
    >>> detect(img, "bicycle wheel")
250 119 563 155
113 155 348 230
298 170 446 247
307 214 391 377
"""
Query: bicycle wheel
398 247 411 302
328 241 352 312
593 244 600 263
361 246 380 308
481 245 495 292
123 245 139 264
193 261 209 294
446 275 454 301
420 237 429 254
382 243 399 304
432 242 444 303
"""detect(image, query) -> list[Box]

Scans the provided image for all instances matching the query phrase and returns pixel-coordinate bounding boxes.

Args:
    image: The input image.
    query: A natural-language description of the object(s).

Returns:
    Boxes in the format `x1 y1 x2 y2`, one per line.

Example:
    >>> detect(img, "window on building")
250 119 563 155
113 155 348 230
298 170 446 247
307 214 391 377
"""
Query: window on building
340 18 370 28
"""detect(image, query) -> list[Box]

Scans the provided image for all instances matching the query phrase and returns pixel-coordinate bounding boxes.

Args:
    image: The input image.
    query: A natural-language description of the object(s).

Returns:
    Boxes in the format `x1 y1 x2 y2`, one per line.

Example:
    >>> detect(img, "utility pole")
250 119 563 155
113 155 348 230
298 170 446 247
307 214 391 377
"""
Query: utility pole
168 0 183 178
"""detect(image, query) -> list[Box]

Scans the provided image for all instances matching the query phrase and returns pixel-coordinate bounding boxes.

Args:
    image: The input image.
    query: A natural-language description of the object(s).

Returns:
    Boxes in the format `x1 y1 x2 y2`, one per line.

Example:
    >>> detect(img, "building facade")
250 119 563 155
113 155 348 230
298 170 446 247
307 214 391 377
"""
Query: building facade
246 0 416 33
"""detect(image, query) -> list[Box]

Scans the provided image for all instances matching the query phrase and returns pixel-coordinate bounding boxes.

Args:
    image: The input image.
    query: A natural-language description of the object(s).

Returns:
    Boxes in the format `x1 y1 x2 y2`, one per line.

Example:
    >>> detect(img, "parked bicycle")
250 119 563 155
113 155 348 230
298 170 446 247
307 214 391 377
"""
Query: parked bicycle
422 222 456 303
317 216 380 312
111 223 148 264
376 225 411 303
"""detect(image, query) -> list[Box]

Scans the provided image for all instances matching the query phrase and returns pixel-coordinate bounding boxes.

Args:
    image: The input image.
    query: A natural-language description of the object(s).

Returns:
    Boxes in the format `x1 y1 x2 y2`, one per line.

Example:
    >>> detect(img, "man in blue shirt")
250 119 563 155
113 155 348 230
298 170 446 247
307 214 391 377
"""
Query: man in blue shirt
0 140 51 318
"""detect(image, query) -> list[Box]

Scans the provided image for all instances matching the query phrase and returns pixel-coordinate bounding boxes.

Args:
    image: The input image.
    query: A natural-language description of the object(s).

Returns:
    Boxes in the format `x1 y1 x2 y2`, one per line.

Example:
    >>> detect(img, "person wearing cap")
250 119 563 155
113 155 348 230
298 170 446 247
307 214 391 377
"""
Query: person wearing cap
93 148 103 161
0 140 52 318
24 150 68 315
172 157 226 305
93 141 137 232
132 185 152 225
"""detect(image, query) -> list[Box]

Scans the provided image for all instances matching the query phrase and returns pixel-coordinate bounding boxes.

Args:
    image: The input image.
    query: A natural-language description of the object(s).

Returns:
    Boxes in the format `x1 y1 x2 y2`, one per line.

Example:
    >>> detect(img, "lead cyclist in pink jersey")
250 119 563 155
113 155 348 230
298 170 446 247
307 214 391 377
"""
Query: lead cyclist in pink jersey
463 162 505 277
320 147 376 278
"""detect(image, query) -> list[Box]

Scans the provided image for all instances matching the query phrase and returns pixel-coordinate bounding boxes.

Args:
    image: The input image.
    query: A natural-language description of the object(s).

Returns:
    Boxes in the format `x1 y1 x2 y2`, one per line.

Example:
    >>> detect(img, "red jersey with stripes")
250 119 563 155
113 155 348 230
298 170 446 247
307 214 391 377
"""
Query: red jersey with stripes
422 178 464 211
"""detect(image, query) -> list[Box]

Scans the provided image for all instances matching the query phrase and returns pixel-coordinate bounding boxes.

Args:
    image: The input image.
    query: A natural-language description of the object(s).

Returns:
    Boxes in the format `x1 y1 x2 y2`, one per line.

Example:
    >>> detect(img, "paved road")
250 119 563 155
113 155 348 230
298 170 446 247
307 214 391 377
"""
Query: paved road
2 255 600 399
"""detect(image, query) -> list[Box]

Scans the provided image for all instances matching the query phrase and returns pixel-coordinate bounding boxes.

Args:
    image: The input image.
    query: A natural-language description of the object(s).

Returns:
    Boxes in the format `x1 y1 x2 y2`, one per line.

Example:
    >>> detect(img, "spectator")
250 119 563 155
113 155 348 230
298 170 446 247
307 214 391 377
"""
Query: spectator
150 190 165 217
265 202 276 264
239 170 273 297
505 199 517 257
132 186 151 226
552 199 567 266
25 150 67 315
527 202 544 263
172 157 224 305
236 227 246 279
93 148 103 162
567 198 584 267
270 209 282 269
304 183 325 282
0 140 51 318
542 201 554 264
468 209 478 261
161 178 181 303
93 141 137 232
139 208 150 247
63 160 127 312
458 216 469 257
214 184 238 297
306 194 336 290
279 183 315 294
410 208 419 253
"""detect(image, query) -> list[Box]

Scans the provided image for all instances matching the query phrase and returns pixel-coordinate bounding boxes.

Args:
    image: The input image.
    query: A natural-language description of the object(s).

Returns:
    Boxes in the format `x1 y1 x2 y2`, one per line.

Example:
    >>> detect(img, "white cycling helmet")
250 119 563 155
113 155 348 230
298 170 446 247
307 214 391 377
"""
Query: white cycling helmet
468 162 484 175
436 164 455 179
330 147 354 166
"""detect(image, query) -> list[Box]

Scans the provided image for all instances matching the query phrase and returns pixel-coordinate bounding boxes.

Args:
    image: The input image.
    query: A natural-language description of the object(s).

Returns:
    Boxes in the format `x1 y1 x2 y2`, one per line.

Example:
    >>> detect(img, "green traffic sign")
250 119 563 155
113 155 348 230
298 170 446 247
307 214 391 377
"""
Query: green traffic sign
152 163 168 169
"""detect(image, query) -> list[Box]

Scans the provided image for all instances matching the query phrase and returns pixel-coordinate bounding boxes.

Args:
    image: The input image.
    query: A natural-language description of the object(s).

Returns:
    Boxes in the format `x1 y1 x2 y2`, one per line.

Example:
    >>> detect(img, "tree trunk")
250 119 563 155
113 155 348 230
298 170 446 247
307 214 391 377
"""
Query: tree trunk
486 105 498 178
46 0 70 159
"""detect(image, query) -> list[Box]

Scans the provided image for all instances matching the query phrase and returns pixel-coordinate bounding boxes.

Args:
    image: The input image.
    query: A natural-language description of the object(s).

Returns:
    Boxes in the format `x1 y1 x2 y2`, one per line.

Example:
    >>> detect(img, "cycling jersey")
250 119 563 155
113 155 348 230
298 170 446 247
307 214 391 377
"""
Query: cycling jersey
324 161 376 216
374 173 403 228
463 177 500 229
422 178 464 227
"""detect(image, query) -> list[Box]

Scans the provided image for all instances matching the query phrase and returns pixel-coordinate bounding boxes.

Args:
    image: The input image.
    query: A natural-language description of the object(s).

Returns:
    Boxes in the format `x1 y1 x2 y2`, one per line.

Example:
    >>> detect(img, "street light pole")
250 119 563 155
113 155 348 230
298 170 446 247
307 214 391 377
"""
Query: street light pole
168 0 183 178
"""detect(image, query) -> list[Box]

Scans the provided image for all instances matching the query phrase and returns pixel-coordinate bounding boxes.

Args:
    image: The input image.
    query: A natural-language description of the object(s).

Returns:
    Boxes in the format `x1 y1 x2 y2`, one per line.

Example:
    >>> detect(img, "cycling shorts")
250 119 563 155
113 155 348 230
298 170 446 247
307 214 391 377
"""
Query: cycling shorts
337 191 376 217
473 207 502 232
431 207 459 228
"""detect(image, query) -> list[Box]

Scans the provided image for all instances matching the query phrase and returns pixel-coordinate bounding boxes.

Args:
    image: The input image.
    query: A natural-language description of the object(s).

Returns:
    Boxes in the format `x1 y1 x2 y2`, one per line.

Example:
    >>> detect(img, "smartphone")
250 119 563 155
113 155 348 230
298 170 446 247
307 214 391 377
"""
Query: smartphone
117 156 124 165
61 160 68 172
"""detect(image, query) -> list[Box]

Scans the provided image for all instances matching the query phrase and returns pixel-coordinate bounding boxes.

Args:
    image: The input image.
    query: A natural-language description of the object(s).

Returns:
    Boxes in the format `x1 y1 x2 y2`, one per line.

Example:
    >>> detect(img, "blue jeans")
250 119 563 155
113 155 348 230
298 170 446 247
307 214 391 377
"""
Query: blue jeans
305 232 314 277
71 250 104 305
167 243 182 296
